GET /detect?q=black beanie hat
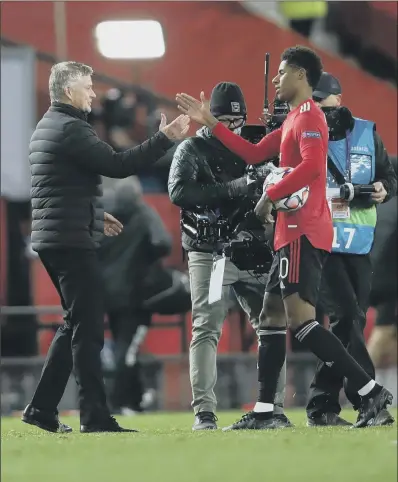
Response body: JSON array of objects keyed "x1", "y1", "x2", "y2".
[{"x1": 210, "y1": 82, "x2": 247, "y2": 117}]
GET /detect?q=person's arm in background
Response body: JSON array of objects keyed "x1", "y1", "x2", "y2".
[
  {"x1": 266, "y1": 112, "x2": 328, "y2": 201},
  {"x1": 63, "y1": 115, "x2": 188, "y2": 179},
  {"x1": 373, "y1": 129, "x2": 397, "y2": 203},
  {"x1": 211, "y1": 123, "x2": 282, "y2": 164},
  {"x1": 168, "y1": 140, "x2": 250, "y2": 208}
]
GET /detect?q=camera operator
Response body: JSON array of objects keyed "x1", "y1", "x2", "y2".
[
  {"x1": 306, "y1": 72, "x2": 397, "y2": 427},
  {"x1": 168, "y1": 82, "x2": 290, "y2": 431}
]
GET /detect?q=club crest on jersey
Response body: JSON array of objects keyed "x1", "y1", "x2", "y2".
[
  {"x1": 231, "y1": 102, "x2": 241, "y2": 113},
  {"x1": 302, "y1": 131, "x2": 321, "y2": 138}
]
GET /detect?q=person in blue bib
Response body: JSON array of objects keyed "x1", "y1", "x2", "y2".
[{"x1": 306, "y1": 72, "x2": 397, "y2": 426}]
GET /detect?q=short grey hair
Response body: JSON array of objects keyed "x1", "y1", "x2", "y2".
[{"x1": 49, "y1": 61, "x2": 93, "y2": 103}]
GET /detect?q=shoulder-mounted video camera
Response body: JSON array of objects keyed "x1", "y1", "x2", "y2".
[
  {"x1": 239, "y1": 53, "x2": 288, "y2": 158},
  {"x1": 263, "y1": 53, "x2": 289, "y2": 132},
  {"x1": 240, "y1": 97, "x2": 288, "y2": 143},
  {"x1": 266, "y1": 99, "x2": 289, "y2": 132}
]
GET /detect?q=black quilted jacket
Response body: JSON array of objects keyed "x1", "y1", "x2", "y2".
[
  {"x1": 29, "y1": 102, "x2": 173, "y2": 251},
  {"x1": 168, "y1": 127, "x2": 262, "y2": 252}
]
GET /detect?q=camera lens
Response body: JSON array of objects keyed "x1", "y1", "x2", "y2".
[
  {"x1": 339, "y1": 185, "x2": 348, "y2": 200},
  {"x1": 340, "y1": 183, "x2": 355, "y2": 201}
]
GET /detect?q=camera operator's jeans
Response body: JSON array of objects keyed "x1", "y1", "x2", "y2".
[{"x1": 187, "y1": 251, "x2": 286, "y2": 415}]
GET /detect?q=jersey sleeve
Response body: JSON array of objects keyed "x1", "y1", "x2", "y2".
[
  {"x1": 212, "y1": 122, "x2": 282, "y2": 164},
  {"x1": 266, "y1": 111, "x2": 327, "y2": 201}
]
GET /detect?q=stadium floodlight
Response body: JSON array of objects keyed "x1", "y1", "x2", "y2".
[{"x1": 95, "y1": 20, "x2": 165, "y2": 59}]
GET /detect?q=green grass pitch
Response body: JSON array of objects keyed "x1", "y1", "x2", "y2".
[{"x1": 2, "y1": 409, "x2": 397, "y2": 482}]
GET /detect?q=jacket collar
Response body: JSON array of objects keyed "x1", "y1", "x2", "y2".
[
  {"x1": 50, "y1": 102, "x2": 88, "y2": 121},
  {"x1": 196, "y1": 126, "x2": 242, "y2": 155}
]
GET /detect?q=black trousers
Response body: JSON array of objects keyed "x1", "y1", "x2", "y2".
[
  {"x1": 31, "y1": 249, "x2": 109, "y2": 425},
  {"x1": 307, "y1": 253, "x2": 375, "y2": 416},
  {"x1": 108, "y1": 308, "x2": 151, "y2": 411}
]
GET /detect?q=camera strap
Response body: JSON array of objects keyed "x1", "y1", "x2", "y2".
[
  {"x1": 327, "y1": 130, "x2": 352, "y2": 185},
  {"x1": 327, "y1": 155, "x2": 346, "y2": 185}
]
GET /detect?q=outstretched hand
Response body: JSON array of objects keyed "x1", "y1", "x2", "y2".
[
  {"x1": 104, "y1": 212, "x2": 123, "y2": 236},
  {"x1": 159, "y1": 113, "x2": 190, "y2": 140},
  {"x1": 176, "y1": 92, "x2": 218, "y2": 129}
]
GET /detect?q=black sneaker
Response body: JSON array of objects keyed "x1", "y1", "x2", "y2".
[
  {"x1": 353, "y1": 387, "x2": 393, "y2": 428},
  {"x1": 356, "y1": 407, "x2": 395, "y2": 428},
  {"x1": 373, "y1": 409, "x2": 395, "y2": 426},
  {"x1": 192, "y1": 412, "x2": 218, "y2": 431},
  {"x1": 307, "y1": 412, "x2": 352, "y2": 427},
  {"x1": 222, "y1": 411, "x2": 277, "y2": 431},
  {"x1": 273, "y1": 413, "x2": 294, "y2": 428},
  {"x1": 21, "y1": 404, "x2": 72, "y2": 433},
  {"x1": 80, "y1": 416, "x2": 138, "y2": 433}
]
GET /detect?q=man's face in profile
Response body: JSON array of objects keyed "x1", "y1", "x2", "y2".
[{"x1": 65, "y1": 75, "x2": 96, "y2": 113}]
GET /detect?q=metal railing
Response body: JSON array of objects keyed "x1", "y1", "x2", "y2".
[
  {"x1": 0, "y1": 305, "x2": 188, "y2": 352},
  {"x1": 0, "y1": 304, "x2": 317, "y2": 362}
]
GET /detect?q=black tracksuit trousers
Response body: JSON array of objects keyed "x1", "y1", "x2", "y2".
[
  {"x1": 31, "y1": 249, "x2": 109, "y2": 425},
  {"x1": 307, "y1": 253, "x2": 375, "y2": 416}
]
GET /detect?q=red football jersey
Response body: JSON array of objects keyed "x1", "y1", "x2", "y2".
[{"x1": 212, "y1": 99, "x2": 333, "y2": 252}]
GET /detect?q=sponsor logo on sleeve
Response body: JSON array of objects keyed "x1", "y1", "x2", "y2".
[{"x1": 302, "y1": 131, "x2": 321, "y2": 138}]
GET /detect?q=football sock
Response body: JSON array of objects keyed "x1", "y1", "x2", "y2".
[
  {"x1": 255, "y1": 327, "x2": 287, "y2": 417},
  {"x1": 294, "y1": 320, "x2": 374, "y2": 393},
  {"x1": 273, "y1": 360, "x2": 287, "y2": 416}
]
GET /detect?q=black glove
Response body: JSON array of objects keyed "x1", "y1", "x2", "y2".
[{"x1": 227, "y1": 176, "x2": 253, "y2": 198}]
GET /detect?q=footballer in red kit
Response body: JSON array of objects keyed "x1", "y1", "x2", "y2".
[
  {"x1": 176, "y1": 46, "x2": 393, "y2": 431},
  {"x1": 210, "y1": 97, "x2": 333, "y2": 308},
  {"x1": 212, "y1": 98, "x2": 333, "y2": 253}
]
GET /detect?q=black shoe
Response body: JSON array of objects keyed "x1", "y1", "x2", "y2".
[
  {"x1": 80, "y1": 416, "x2": 138, "y2": 433},
  {"x1": 307, "y1": 412, "x2": 352, "y2": 427},
  {"x1": 273, "y1": 413, "x2": 294, "y2": 428},
  {"x1": 192, "y1": 412, "x2": 218, "y2": 431},
  {"x1": 21, "y1": 404, "x2": 72, "y2": 433},
  {"x1": 222, "y1": 411, "x2": 277, "y2": 431},
  {"x1": 353, "y1": 387, "x2": 393, "y2": 428},
  {"x1": 356, "y1": 406, "x2": 395, "y2": 428},
  {"x1": 372, "y1": 409, "x2": 395, "y2": 426}
]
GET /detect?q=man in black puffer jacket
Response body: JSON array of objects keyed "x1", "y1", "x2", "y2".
[
  {"x1": 22, "y1": 61, "x2": 189, "y2": 434},
  {"x1": 168, "y1": 82, "x2": 290, "y2": 431}
]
